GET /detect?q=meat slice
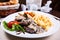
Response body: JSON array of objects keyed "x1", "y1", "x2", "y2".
[
  {"x1": 24, "y1": 26, "x2": 36, "y2": 34},
  {"x1": 36, "y1": 27, "x2": 45, "y2": 34},
  {"x1": 15, "y1": 15, "x2": 26, "y2": 22},
  {"x1": 20, "y1": 19, "x2": 29, "y2": 26}
]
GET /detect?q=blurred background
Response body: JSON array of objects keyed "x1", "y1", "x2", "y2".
[
  {"x1": 19, "y1": 0, "x2": 60, "y2": 11},
  {"x1": 0, "y1": 0, "x2": 60, "y2": 17}
]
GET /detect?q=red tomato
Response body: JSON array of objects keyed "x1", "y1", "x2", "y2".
[
  {"x1": 8, "y1": 21, "x2": 14, "y2": 28},
  {"x1": 7, "y1": 21, "x2": 19, "y2": 28},
  {"x1": 13, "y1": 21, "x2": 19, "y2": 25}
]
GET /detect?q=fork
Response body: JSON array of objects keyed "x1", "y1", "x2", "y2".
[{"x1": 53, "y1": 16, "x2": 60, "y2": 21}]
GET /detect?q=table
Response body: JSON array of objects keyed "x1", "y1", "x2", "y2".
[
  {"x1": 50, "y1": 10, "x2": 60, "y2": 18},
  {"x1": 0, "y1": 24, "x2": 60, "y2": 40},
  {"x1": 0, "y1": 11, "x2": 60, "y2": 40}
]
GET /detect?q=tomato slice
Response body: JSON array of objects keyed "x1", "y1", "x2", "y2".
[
  {"x1": 13, "y1": 21, "x2": 19, "y2": 25},
  {"x1": 7, "y1": 21, "x2": 19, "y2": 28}
]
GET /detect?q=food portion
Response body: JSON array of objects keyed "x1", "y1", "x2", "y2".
[
  {"x1": 0, "y1": 10, "x2": 17, "y2": 17},
  {"x1": 0, "y1": 0, "x2": 19, "y2": 17},
  {"x1": 0, "y1": 0, "x2": 18, "y2": 6},
  {"x1": 3, "y1": 12, "x2": 53, "y2": 34}
]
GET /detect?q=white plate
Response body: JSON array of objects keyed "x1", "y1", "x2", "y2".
[{"x1": 1, "y1": 11, "x2": 60, "y2": 38}]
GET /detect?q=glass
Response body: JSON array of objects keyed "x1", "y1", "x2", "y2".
[{"x1": 26, "y1": 0, "x2": 42, "y2": 10}]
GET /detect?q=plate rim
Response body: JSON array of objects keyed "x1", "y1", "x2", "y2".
[{"x1": 1, "y1": 11, "x2": 60, "y2": 38}]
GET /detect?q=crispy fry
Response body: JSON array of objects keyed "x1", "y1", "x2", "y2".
[{"x1": 27, "y1": 12, "x2": 53, "y2": 31}]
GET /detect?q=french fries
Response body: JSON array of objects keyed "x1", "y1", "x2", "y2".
[{"x1": 25, "y1": 12, "x2": 53, "y2": 31}]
